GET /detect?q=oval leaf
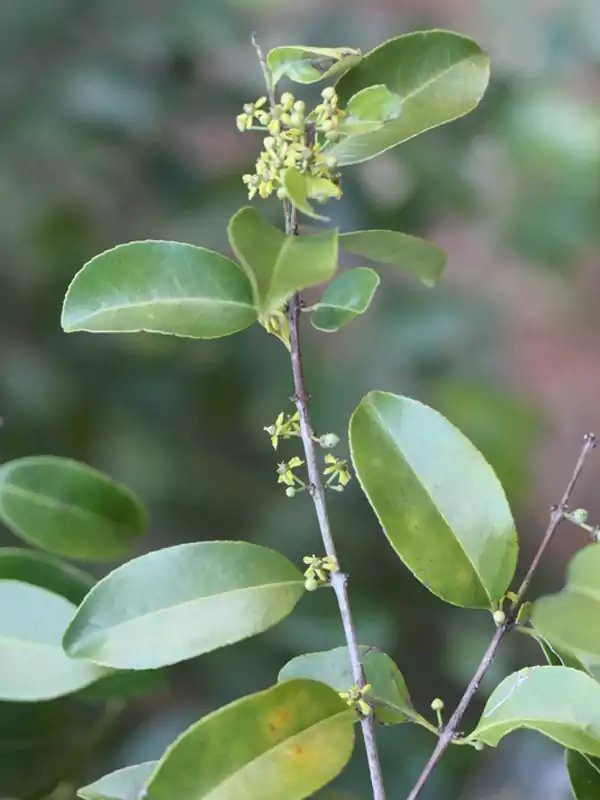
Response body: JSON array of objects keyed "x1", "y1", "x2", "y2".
[
  {"x1": 312, "y1": 268, "x2": 379, "y2": 332},
  {"x1": 340, "y1": 85, "x2": 404, "y2": 135},
  {"x1": 278, "y1": 646, "x2": 414, "y2": 725},
  {"x1": 469, "y1": 666, "x2": 600, "y2": 755},
  {"x1": 0, "y1": 456, "x2": 147, "y2": 562},
  {"x1": 62, "y1": 241, "x2": 257, "y2": 339},
  {"x1": 532, "y1": 545, "x2": 600, "y2": 668},
  {"x1": 349, "y1": 392, "x2": 517, "y2": 608},
  {"x1": 78, "y1": 762, "x2": 158, "y2": 800},
  {"x1": 282, "y1": 169, "x2": 342, "y2": 221},
  {"x1": 340, "y1": 230, "x2": 446, "y2": 287},
  {"x1": 63, "y1": 541, "x2": 305, "y2": 669},
  {"x1": 0, "y1": 547, "x2": 94, "y2": 604},
  {"x1": 267, "y1": 46, "x2": 361, "y2": 86},
  {"x1": 332, "y1": 30, "x2": 490, "y2": 165},
  {"x1": 145, "y1": 679, "x2": 354, "y2": 800},
  {"x1": 566, "y1": 750, "x2": 600, "y2": 800},
  {"x1": 0, "y1": 580, "x2": 108, "y2": 701},
  {"x1": 228, "y1": 207, "x2": 338, "y2": 317}
]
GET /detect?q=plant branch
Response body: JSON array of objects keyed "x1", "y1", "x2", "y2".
[{"x1": 406, "y1": 432, "x2": 596, "y2": 800}]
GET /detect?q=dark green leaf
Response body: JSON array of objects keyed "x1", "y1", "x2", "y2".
[
  {"x1": 78, "y1": 762, "x2": 158, "y2": 800},
  {"x1": 0, "y1": 580, "x2": 108, "y2": 701},
  {"x1": 340, "y1": 85, "x2": 403, "y2": 135},
  {"x1": 144, "y1": 679, "x2": 354, "y2": 800},
  {"x1": 340, "y1": 230, "x2": 446, "y2": 287},
  {"x1": 0, "y1": 456, "x2": 147, "y2": 561},
  {"x1": 267, "y1": 46, "x2": 361, "y2": 86},
  {"x1": 0, "y1": 547, "x2": 94, "y2": 604},
  {"x1": 311, "y1": 268, "x2": 379, "y2": 332},
  {"x1": 62, "y1": 241, "x2": 257, "y2": 339},
  {"x1": 76, "y1": 668, "x2": 167, "y2": 703},
  {"x1": 468, "y1": 666, "x2": 600, "y2": 755},
  {"x1": 282, "y1": 169, "x2": 341, "y2": 221},
  {"x1": 278, "y1": 646, "x2": 414, "y2": 725},
  {"x1": 566, "y1": 749, "x2": 600, "y2": 800},
  {"x1": 332, "y1": 31, "x2": 490, "y2": 165},
  {"x1": 63, "y1": 542, "x2": 305, "y2": 670},
  {"x1": 349, "y1": 392, "x2": 518, "y2": 608},
  {"x1": 227, "y1": 207, "x2": 338, "y2": 317}
]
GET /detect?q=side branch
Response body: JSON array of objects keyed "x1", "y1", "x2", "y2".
[{"x1": 406, "y1": 432, "x2": 596, "y2": 800}]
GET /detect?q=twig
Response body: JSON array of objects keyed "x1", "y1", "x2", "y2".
[
  {"x1": 406, "y1": 432, "x2": 596, "y2": 800},
  {"x1": 251, "y1": 33, "x2": 276, "y2": 108}
]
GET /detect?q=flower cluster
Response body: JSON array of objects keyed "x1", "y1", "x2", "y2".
[
  {"x1": 264, "y1": 410, "x2": 301, "y2": 450},
  {"x1": 237, "y1": 89, "x2": 345, "y2": 200},
  {"x1": 276, "y1": 456, "x2": 306, "y2": 497},
  {"x1": 302, "y1": 554, "x2": 339, "y2": 591},
  {"x1": 339, "y1": 684, "x2": 373, "y2": 717},
  {"x1": 323, "y1": 454, "x2": 352, "y2": 491}
]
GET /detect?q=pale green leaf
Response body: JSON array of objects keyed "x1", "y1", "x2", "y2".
[
  {"x1": 349, "y1": 392, "x2": 517, "y2": 608},
  {"x1": 227, "y1": 206, "x2": 338, "y2": 317},
  {"x1": 144, "y1": 680, "x2": 355, "y2": 800},
  {"x1": 468, "y1": 666, "x2": 600, "y2": 755},
  {"x1": 267, "y1": 46, "x2": 361, "y2": 86},
  {"x1": 332, "y1": 30, "x2": 490, "y2": 165},
  {"x1": 282, "y1": 169, "x2": 341, "y2": 221},
  {"x1": 311, "y1": 268, "x2": 379, "y2": 332},
  {"x1": 340, "y1": 85, "x2": 403, "y2": 135},
  {"x1": 0, "y1": 547, "x2": 94, "y2": 604},
  {"x1": 62, "y1": 241, "x2": 257, "y2": 338},
  {"x1": 0, "y1": 580, "x2": 108, "y2": 701},
  {"x1": 566, "y1": 749, "x2": 600, "y2": 800},
  {"x1": 340, "y1": 230, "x2": 446, "y2": 287},
  {"x1": 78, "y1": 762, "x2": 158, "y2": 800},
  {"x1": 278, "y1": 646, "x2": 414, "y2": 725},
  {"x1": 0, "y1": 457, "x2": 147, "y2": 562},
  {"x1": 63, "y1": 542, "x2": 305, "y2": 670}
]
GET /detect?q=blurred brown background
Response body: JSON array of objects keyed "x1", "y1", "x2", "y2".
[{"x1": 1, "y1": 1, "x2": 599, "y2": 798}]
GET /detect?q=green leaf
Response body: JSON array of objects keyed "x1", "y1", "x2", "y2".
[
  {"x1": 349, "y1": 392, "x2": 517, "y2": 608},
  {"x1": 267, "y1": 46, "x2": 361, "y2": 86},
  {"x1": 468, "y1": 666, "x2": 600, "y2": 755},
  {"x1": 0, "y1": 580, "x2": 108, "y2": 701},
  {"x1": 227, "y1": 206, "x2": 338, "y2": 317},
  {"x1": 78, "y1": 762, "x2": 158, "y2": 800},
  {"x1": 0, "y1": 547, "x2": 94, "y2": 604},
  {"x1": 311, "y1": 268, "x2": 379, "y2": 332},
  {"x1": 62, "y1": 241, "x2": 257, "y2": 339},
  {"x1": 339, "y1": 230, "x2": 446, "y2": 287},
  {"x1": 536, "y1": 636, "x2": 592, "y2": 675},
  {"x1": 332, "y1": 30, "x2": 490, "y2": 165},
  {"x1": 566, "y1": 749, "x2": 600, "y2": 800},
  {"x1": 340, "y1": 85, "x2": 404, "y2": 135},
  {"x1": 278, "y1": 646, "x2": 414, "y2": 725},
  {"x1": 282, "y1": 169, "x2": 341, "y2": 221},
  {"x1": 144, "y1": 679, "x2": 354, "y2": 800},
  {"x1": 63, "y1": 542, "x2": 305, "y2": 670},
  {"x1": 0, "y1": 456, "x2": 147, "y2": 562},
  {"x1": 76, "y1": 667, "x2": 167, "y2": 704},
  {"x1": 532, "y1": 545, "x2": 600, "y2": 673}
]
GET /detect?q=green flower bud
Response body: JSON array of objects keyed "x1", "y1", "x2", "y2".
[
  {"x1": 321, "y1": 119, "x2": 334, "y2": 132},
  {"x1": 321, "y1": 86, "x2": 336, "y2": 101},
  {"x1": 276, "y1": 186, "x2": 288, "y2": 200},
  {"x1": 285, "y1": 486, "x2": 296, "y2": 498},
  {"x1": 280, "y1": 92, "x2": 295, "y2": 110},
  {"x1": 293, "y1": 100, "x2": 306, "y2": 113},
  {"x1": 290, "y1": 112, "x2": 305, "y2": 129},
  {"x1": 319, "y1": 433, "x2": 340, "y2": 448},
  {"x1": 493, "y1": 610, "x2": 506, "y2": 626},
  {"x1": 571, "y1": 508, "x2": 589, "y2": 524},
  {"x1": 430, "y1": 698, "x2": 444, "y2": 712},
  {"x1": 325, "y1": 130, "x2": 340, "y2": 142},
  {"x1": 305, "y1": 576, "x2": 319, "y2": 591},
  {"x1": 473, "y1": 741, "x2": 485, "y2": 752},
  {"x1": 325, "y1": 156, "x2": 338, "y2": 170}
]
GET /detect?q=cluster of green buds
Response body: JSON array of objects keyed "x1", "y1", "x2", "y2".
[
  {"x1": 277, "y1": 456, "x2": 306, "y2": 497},
  {"x1": 339, "y1": 684, "x2": 373, "y2": 717},
  {"x1": 323, "y1": 453, "x2": 352, "y2": 491},
  {"x1": 302, "y1": 554, "x2": 339, "y2": 591},
  {"x1": 237, "y1": 88, "x2": 344, "y2": 201},
  {"x1": 264, "y1": 410, "x2": 301, "y2": 450}
]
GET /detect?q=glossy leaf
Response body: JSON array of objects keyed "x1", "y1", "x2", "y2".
[
  {"x1": 62, "y1": 241, "x2": 257, "y2": 338},
  {"x1": 228, "y1": 206, "x2": 338, "y2": 317},
  {"x1": 566, "y1": 749, "x2": 600, "y2": 800},
  {"x1": 282, "y1": 169, "x2": 341, "y2": 221},
  {"x1": 267, "y1": 46, "x2": 361, "y2": 86},
  {"x1": 0, "y1": 580, "x2": 108, "y2": 701},
  {"x1": 0, "y1": 547, "x2": 94, "y2": 604},
  {"x1": 468, "y1": 666, "x2": 600, "y2": 755},
  {"x1": 63, "y1": 541, "x2": 305, "y2": 669},
  {"x1": 532, "y1": 545, "x2": 600, "y2": 668},
  {"x1": 537, "y1": 636, "x2": 592, "y2": 674},
  {"x1": 278, "y1": 646, "x2": 414, "y2": 725},
  {"x1": 144, "y1": 679, "x2": 355, "y2": 800},
  {"x1": 78, "y1": 762, "x2": 158, "y2": 800},
  {"x1": 311, "y1": 268, "x2": 379, "y2": 332},
  {"x1": 340, "y1": 230, "x2": 446, "y2": 287},
  {"x1": 0, "y1": 456, "x2": 147, "y2": 561},
  {"x1": 340, "y1": 85, "x2": 403, "y2": 135},
  {"x1": 332, "y1": 30, "x2": 490, "y2": 165},
  {"x1": 349, "y1": 392, "x2": 518, "y2": 608}
]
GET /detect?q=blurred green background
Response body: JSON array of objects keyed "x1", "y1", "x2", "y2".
[{"x1": 1, "y1": 1, "x2": 599, "y2": 798}]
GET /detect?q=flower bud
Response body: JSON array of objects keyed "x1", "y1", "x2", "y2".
[
  {"x1": 430, "y1": 698, "x2": 444, "y2": 711},
  {"x1": 571, "y1": 508, "x2": 589, "y2": 524},
  {"x1": 305, "y1": 576, "x2": 318, "y2": 591},
  {"x1": 321, "y1": 86, "x2": 336, "y2": 101},
  {"x1": 493, "y1": 610, "x2": 506, "y2": 626},
  {"x1": 285, "y1": 486, "x2": 296, "y2": 498},
  {"x1": 319, "y1": 433, "x2": 340, "y2": 448}
]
